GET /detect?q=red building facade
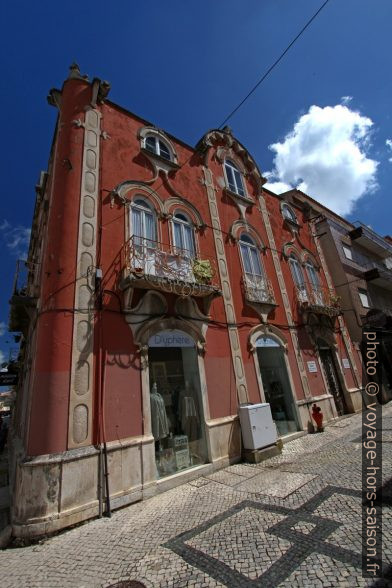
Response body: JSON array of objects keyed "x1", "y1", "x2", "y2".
[{"x1": 10, "y1": 66, "x2": 362, "y2": 537}]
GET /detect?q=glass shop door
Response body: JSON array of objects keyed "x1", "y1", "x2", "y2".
[{"x1": 256, "y1": 337, "x2": 300, "y2": 436}]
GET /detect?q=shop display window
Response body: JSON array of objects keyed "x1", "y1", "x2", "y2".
[{"x1": 148, "y1": 340, "x2": 208, "y2": 478}]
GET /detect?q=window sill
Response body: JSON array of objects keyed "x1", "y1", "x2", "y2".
[
  {"x1": 283, "y1": 218, "x2": 300, "y2": 229},
  {"x1": 141, "y1": 147, "x2": 180, "y2": 170},
  {"x1": 224, "y1": 187, "x2": 254, "y2": 206}
]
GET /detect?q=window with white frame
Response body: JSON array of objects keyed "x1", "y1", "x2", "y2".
[
  {"x1": 171, "y1": 212, "x2": 195, "y2": 257},
  {"x1": 282, "y1": 203, "x2": 297, "y2": 224},
  {"x1": 289, "y1": 254, "x2": 307, "y2": 301},
  {"x1": 358, "y1": 288, "x2": 370, "y2": 308},
  {"x1": 342, "y1": 244, "x2": 353, "y2": 260},
  {"x1": 239, "y1": 234, "x2": 263, "y2": 281},
  {"x1": 224, "y1": 159, "x2": 246, "y2": 197},
  {"x1": 239, "y1": 234, "x2": 272, "y2": 304},
  {"x1": 305, "y1": 261, "x2": 320, "y2": 290},
  {"x1": 305, "y1": 260, "x2": 323, "y2": 304},
  {"x1": 144, "y1": 135, "x2": 172, "y2": 161},
  {"x1": 131, "y1": 198, "x2": 157, "y2": 247}
]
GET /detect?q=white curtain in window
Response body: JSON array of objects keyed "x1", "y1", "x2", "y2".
[
  {"x1": 249, "y1": 247, "x2": 262, "y2": 276},
  {"x1": 132, "y1": 208, "x2": 142, "y2": 246},
  {"x1": 144, "y1": 211, "x2": 155, "y2": 244},
  {"x1": 183, "y1": 224, "x2": 195, "y2": 256},
  {"x1": 240, "y1": 243, "x2": 253, "y2": 274}
]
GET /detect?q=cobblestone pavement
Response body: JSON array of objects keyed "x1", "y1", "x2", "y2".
[{"x1": 1, "y1": 407, "x2": 392, "y2": 587}]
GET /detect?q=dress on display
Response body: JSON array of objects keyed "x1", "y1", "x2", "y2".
[
  {"x1": 150, "y1": 388, "x2": 169, "y2": 440},
  {"x1": 179, "y1": 387, "x2": 199, "y2": 441}
]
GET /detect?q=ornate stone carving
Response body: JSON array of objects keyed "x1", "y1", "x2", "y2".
[
  {"x1": 196, "y1": 128, "x2": 267, "y2": 192},
  {"x1": 68, "y1": 106, "x2": 101, "y2": 449}
]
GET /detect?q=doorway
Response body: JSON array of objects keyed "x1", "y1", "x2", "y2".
[
  {"x1": 256, "y1": 337, "x2": 300, "y2": 436},
  {"x1": 318, "y1": 344, "x2": 347, "y2": 416},
  {"x1": 148, "y1": 329, "x2": 208, "y2": 478}
]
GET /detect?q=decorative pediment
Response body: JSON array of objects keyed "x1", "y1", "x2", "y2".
[
  {"x1": 196, "y1": 128, "x2": 267, "y2": 193},
  {"x1": 110, "y1": 181, "x2": 164, "y2": 212},
  {"x1": 229, "y1": 220, "x2": 265, "y2": 250}
]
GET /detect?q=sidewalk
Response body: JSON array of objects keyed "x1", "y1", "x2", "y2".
[{"x1": 0, "y1": 407, "x2": 391, "y2": 587}]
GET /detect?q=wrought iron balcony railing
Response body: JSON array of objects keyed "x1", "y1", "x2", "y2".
[
  {"x1": 349, "y1": 222, "x2": 392, "y2": 259},
  {"x1": 242, "y1": 274, "x2": 275, "y2": 305},
  {"x1": 9, "y1": 259, "x2": 38, "y2": 333},
  {"x1": 121, "y1": 236, "x2": 220, "y2": 297},
  {"x1": 295, "y1": 285, "x2": 341, "y2": 317}
]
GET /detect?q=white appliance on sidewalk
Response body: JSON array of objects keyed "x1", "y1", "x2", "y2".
[{"x1": 239, "y1": 403, "x2": 277, "y2": 450}]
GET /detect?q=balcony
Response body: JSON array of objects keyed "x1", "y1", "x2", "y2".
[
  {"x1": 9, "y1": 260, "x2": 38, "y2": 333},
  {"x1": 242, "y1": 274, "x2": 275, "y2": 304},
  {"x1": 364, "y1": 261, "x2": 392, "y2": 291},
  {"x1": 295, "y1": 285, "x2": 341, "y2": 319},
  {"x1": 120, "y1": 236, "x2": 221, "y2": 298},
  {"x1": 348, "y1": 222, "x2": 392, "y2": 259},
  {"x1": 242, "y1": 274, "x2": 277, "y2": 321}
]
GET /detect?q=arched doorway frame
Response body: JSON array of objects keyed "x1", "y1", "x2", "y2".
[
  {"x1": 135, "y1": 316, "x2": 212, "y2": 461},
  {"x1": 316, "y1": 336, "x2": 350, "y2": 416},
  {"x1": 249, "y1": 325, "x2": 303, "y2": 431},
  {"x1": 305, "y1": 316, "x2": 352, "y2": 415}
]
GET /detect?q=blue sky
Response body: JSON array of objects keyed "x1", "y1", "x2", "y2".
[{"x1": 0, "y1": 0, "x2": 391, "y2": 370}]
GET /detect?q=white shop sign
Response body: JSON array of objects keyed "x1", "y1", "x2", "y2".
[
  {"x1": 148, "y1": 330, "x2": 195, "y2": 348},
  {"x1": 307, "y1": 361, "x2": 318, "y2": 373},
  {"x1": 342, "y1": 358, "x2": 350, "y2": 369},
  {"x1": 256, "y1": 337, "x2": 280, "y2": 348}
]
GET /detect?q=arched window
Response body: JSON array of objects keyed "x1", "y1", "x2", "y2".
[
  {"x1": 282, "y1": 203, "x2": 297, "y2": 224},
  {"x1": 239, "y1": 235, "x2": 272, "y2": 305},
  {"x1": 225, "y1": 159, "x2": 245, "y2": 197},
  {"x1": 131, "y1": 198, "x2": 157, "y2": 247},
  {"x1": 289, "y1": 254, "x2": 307, "y2": 301},
  {"x1": 145, "y1": 135, "x2": 172, "y2": 161},
  {"x1": 305, "y1": 261, "x2": 320, "y2": 290},
  {"x1": 171, "y1": 212, "x2": 195, "y2": 257},
  {"x1": 305, "y1": 260, "x2": 323, "y2": 304}
]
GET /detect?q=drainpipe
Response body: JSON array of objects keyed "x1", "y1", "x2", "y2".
[{"x1": 101, "y1": 348, "x2": 111, "y2": 517}]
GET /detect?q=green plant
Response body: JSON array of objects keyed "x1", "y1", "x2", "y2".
[
  {"x1": 330, "y1": 294, "x2": 341, "y2": 307},
  {"x1": 192, "y1": 259, "x2": 213, "y2": 284}
]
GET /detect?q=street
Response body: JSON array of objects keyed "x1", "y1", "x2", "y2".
[{"x1": 1, "y1": 407, "x2": 391, "y2": 587}]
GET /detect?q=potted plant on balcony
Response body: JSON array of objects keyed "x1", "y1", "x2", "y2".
[
  {"x1": 330, "y1": 294, "x2": 341, "y2": 308},
  {"x1": 192, "y1": 259, "x2": 213, "y2": 284}
]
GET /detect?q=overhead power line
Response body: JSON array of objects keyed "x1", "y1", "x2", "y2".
[{"x1": 218, "y1": 0, "x2": 332, "y2": 129}]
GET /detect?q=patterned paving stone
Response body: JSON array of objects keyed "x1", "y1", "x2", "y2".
[
  {"x1": 188, "y1": 478, "x2": 212, "y2": 488},
  {"x1": 235, "y1": 471, "x2": 316, "y2": 497},
  {"x1": 224, "y1": 464, "x2": 261, "y2": 478},
  {"x1": 185, "y1": 507, "x2": 291, "y2": 580},
  {"x1": 0, "y1": 405, "x2": 391, "y2": 587},
  {"x1": 277, "y1": 552, "x2": 372, "y2": 587},
  {"x1": 206, "y1": 470, "x2": 245, "y2": 487},
  {"x1": 290, "y1": 520, "x2": 316, "y2": 535}
]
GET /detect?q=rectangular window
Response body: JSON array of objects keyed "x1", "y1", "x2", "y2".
[
  {"x1": 342, "y1": 244, "x2": 352, "y2": 260},
  {"x1": 358, "y1": 289, "x2": 370, "y2": 308}
]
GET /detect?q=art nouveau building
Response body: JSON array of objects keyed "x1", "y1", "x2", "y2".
[{"x1": 9, "y1": 66, "x2": 362, "y2": 537}]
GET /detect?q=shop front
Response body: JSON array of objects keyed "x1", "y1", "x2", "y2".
[
  {"x1": 255, "y1": 336, "x2": 300, "y2": 436},
  {"x1": 148, "y1": 329, "x2": 208, "y2": 478}
]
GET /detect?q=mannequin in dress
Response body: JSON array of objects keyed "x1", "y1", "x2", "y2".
[
  {"x1": 179, "y1": 379, "x2": 199, "y2": 441},
  {"x1": 150, "y1": 382, "x2": 169, "y2": 448}
]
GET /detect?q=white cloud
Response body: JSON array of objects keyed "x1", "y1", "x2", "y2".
[
  {"x1": 0, "y1": 323, "x2": 6, "y2": 337},
  {"x1": 0, "y1": 351, "x2": 6, "y2": 369},
  {"x1": 264, "y1": 103, "x2": 379, "y2": 216},
  {"x1": 0, "y1": 220, "x2": 31, "y2": 258},
  {"x1": 341, "y1": 96, "x2": 353, "y2": 105},
  {"x1": 386, "y1": 139, "x2": 392, "y2": 162}
]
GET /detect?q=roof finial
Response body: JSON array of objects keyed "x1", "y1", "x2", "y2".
[{"x1": 68, "y1": 63, "x2": 89, "y2": 81}]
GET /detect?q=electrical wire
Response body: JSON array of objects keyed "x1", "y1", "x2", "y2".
[
  {"x1": 218, "y1": 0, "x2": 332, "y2": 128},
  {"x1": 103, "y1": 1, "x2": 331, "y2": 219}
]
